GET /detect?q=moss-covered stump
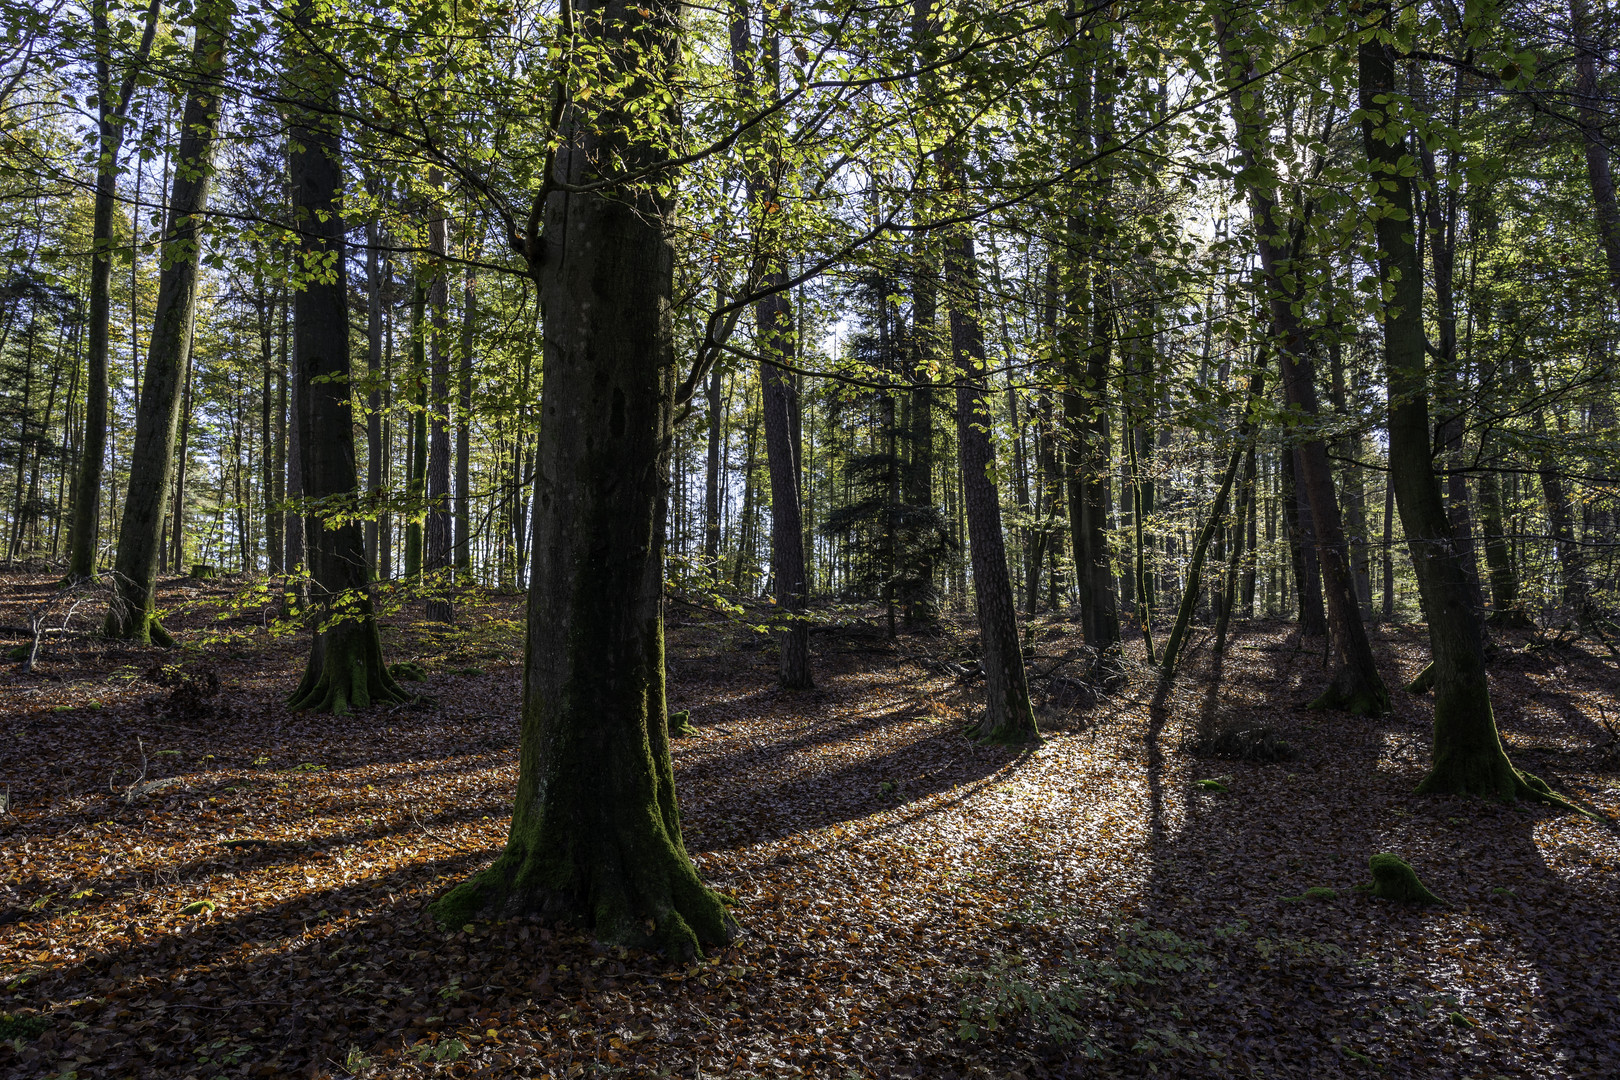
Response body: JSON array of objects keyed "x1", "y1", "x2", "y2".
[
  {"x1": 189, "y1": 563, "x2": 216, "y2": 580},
  {"x1": 1406, "y1": 661, "x2": 1435, "y2": 694},
  {"x1": 1365, "y1": 853, "x2": 1445, "y2": 906},
  {"x1": 668, "y1": 710, "x2": 699, "y2": 738},
  {"x1": 388, "y1": 660, "x2": 429, "y2": 682}
]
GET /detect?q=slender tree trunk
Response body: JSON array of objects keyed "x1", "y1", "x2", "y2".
[
  {"x1": 1359, "y1": 11, "x2": 1554, "y2": 803},
  {"x1": 1572, "y1": 0, "x2": 1620, "y2": 296},
  {"x1": 424, "y1": 186, "x2": 454, "y2": 621},
  {"x1": 431, "y1": 0, "x2": 734, "y2": 955},
  {"x1": 284, "y1": 0, "x2": 405, "y2": 714},
  {"x1": 365, "y1": 218, "x2": 385, "y2": 579},
  {"x1": 1217, "y1": 7, "x2": 1387, "y2": 713},
  {"x1": 69, "y1": 0, "x2": 162, "y2": 581},
  {"x1": 704, "y1": 368, "x2": 723, "y2": 567},
  {"x1": 946, "y1": 225, "x2": 1035, "y2": 742},
  {"x1": 1160, "y1": 373, "x2": 1263, "y2": 684},
  {"x1": 904, "y1": 238, "x2": 938, "y2": 626},
  {"x1": 404, "y1": 285, "x2": 427, "y2": 578},
  {"x1": 106, "y1": 0, "x2": 229, "y2": 642},
  {"x1": 455, "y1": 264, "x2": 475, "y2": 576}
]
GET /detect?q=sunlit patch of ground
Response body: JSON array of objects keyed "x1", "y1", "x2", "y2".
[{"x1": 0, "y1": 574, "x2": 1616, "y2": 1078}]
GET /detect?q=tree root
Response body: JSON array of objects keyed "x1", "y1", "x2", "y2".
[{"x1": 431, "y1": 843, "x2": 737, "y2": 960}]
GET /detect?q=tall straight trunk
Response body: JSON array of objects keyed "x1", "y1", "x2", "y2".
[
  {"x1": 733, "y1": 400, "x2": 758, "y2": 590},
  {"x1": 378, "y1": 266, "x2": 394, "y2": 579},
  {"x1": 758, "y1": 288, "x2": 812, "y2": 687},
  {"x1": 1381, "y1": 470, "x2": 1395, "y2": 620},
  {"x1": 704, "y1": 368, "x2": 723, "y2": 566},
  {"x1": 1217, "y1": 7, "x2": 1386, "y2": 713},
  {"x1": 1359, "y1": 11, "x2": 1552, "y2": 803},
  {"x1": 425, "y1": 187, "x2": 454, "y2": 621},
  {"x1": 106, "y1": 1, "x2": 229, "y2": 642},
  {"x1": 904, "y1": 237, "x2": 938, "y2": 625},
  {"x1": 455, "y1": 265, "x2": 474, "y2": 575},
  {"x1": 69, "y1": 0, "x2": 162, "y2": 580},
  {"x1": 732, "y1": 1, "x2": 810, "y2": 686},
  {"x1": 365, "y1": 218, "x2": 385, "y2": 579},
  {"x1": 284, "y1": 0, "x2": 405, "y2": 714},
  {"x1": 946, "y1": 224, "x2": 1035, "y2": 742},
  {"x1": 260, "y1": 286, "x2": 276, "y2": 574},
  {"x1": 431, "y1": 0, "x2": 734, "y2": 957},
  {"x1": 1062, "y1": 34, "x2": 1121, "y2": 668},
  {"x1": 1477, "y1": 465, "x2": 1523, "y2": 623},
  {"x1": 404, "y1": 285, "x2": 427, "y2": 578},
  {"x1": 1571, "y1": 0, "x2": 1620, "y2": 295},
  {"x1": 1281, "y1": 442, "x2": 1326, "y2": 634}
]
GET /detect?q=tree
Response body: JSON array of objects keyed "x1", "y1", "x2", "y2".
[
  {"x1": 431, "y1": 0, "x2": 735, "y2": 956},
  {"x1": 1357, "y1": 5, "x2": 1568, "y2": 806},
  {"x1": 106, "y1": 0, "x2": 231, "y2": 643},
  {"x1": 66, "y1": 0, "x2": 162, "y2": 581},
  {"x1": 283, "y1": 0, "x2": 407, "y2": 715}
]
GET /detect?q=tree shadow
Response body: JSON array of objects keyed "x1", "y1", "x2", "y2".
[{"x1": 1093, "y1": 621, "x2": 1620, "y2": 1077}]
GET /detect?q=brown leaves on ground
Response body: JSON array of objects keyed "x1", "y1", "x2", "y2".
[{"x1": 1, "y1": 572, "x2": 1618, "y2": 1079}]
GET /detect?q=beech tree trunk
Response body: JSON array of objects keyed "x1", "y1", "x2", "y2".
[
  {"x1": 425, "y1": 190, "x2": 454, "y2": 621},
  {"x1": 946, "y1": 226, "x2": 1036, "y2": 742},
  {"x1": 69, "y1": 0, "x2": 162, "y2": 581},
  {"x1": 1359, "y1": 12, "x2": 1547, "y2": 802},
  {"x1": 105, "y1": 0, "x2": 229, "y2": 643},
  {"x1": 431, "y1": 0, "x2": 734, "y2": 956},
  {"x1": 284, "y1": 0, "x2": 406, "y2": 714},
  {"x1": 1216, "y1": 6, "x2": 1387, "y2": 713}
]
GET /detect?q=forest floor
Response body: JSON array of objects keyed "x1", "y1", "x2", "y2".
[{"x1": 0, "y1": 570, "x2": 1618, "y2": 1080}]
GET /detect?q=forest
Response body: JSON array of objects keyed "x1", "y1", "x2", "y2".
[{"x1": 1, "y1": 0, "x2": 1619, "y2": 1075}]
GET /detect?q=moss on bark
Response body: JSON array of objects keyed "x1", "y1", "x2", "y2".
[{"x1": 288, "y1": 616, "x2": 408, "y2": 715}]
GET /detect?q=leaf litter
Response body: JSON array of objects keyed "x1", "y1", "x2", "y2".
[{"x1": 0, "y1": 572, "x2": 1617, "y2": 1078}]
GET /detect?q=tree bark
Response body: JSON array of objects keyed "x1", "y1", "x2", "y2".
[
  {"x1": 947, "y1": 225, "x2": 1036, "y2": 742},
  {"x1": 1216, "y1": 6, "x2": 1387, "y2": 713},
  {"x1": 431, "y1": 0, "x2": 735, "y2": 955},
  {"x1": 1359, "y1": 12, "x2": 1557, "y2": 804},
  {"x1": 284, "y1": 0, "x2": 406, "y2": 714},
  {"x1": 425, "y1": 185, "x2": 454, "y2": 621},
  {"x1": 105, "y1": 0, "x2": 229, "y2": 643},
  {"x1": 68, "y1": 0, "x2": 162, "y2": 581}
]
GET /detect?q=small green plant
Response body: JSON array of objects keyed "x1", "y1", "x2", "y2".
[
  {"x1": 343, "y1": 1044, "x2": 374, "y2": 1075},
  {"x1": 179, "y1": 899, "x2": 217, "y2": 916},
  {"x1": 455, "y1": 666, "x2": 485, "y2": 677},
  {"x1": 1196, "y1": 778, "x2": 1230, "y2": 792},
  {"x1": 195, "y1": 1037, "x2": 252, "y2": 1069},
  {"x1": 437, "y1": 976, "x2": 463, "y2": 1003},
  {"x1": 415, "y1": 1038, "x2": 466, "y2": 1063},
  {"x1": 0, "y1": 1013, "x2": 49, "y2": 1041},
  {"x1": 1449, "y1": 1011, "x2": 1476, "y2": 1028}
]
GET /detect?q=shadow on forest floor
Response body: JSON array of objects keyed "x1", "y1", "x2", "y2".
[{"x1": 0, "y1": 577, "x2": 1617, "y2": 1079}]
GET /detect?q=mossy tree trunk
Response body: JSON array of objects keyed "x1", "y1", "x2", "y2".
[
  {"x1": 283, "y1": 0, "x2": 406, "y2": 716},
  {"x1": 432, "y1": 0, "x2": 734, "y2": 956},
  {"x1": 1357, "y1": 10, "x2": 1545, "y2": 802},
  {"x1": 106, "y1": 0, "x2": 230, "y2": 644}
]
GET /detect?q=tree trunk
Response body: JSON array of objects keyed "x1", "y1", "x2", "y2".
[
  {"x1": 105, "y1": 0, "x2": 229, "y2": 643},
  {"x1": 1571, "y1": 0, "x2": 1620, "y2": 296},
  {"x1": 456, "y1": 265, "x2": 475, "y2": 575},
  {"x1": 68, "y1": 0, "x2": 162, "y2": 581},
  {"x1": 1359, "y1": 12, "x2": 1553, "y2": 803},
  {"x1": 284, "y1": 0, "x2": 406, "y2": 714},
  {"x1": 404, "y1": 285, "x2": 427, "y2": 579},
  {"x1": 946, "y1": 226, "x2": 1035, "y2": 742},
  {"x1": 365, "y1": 218, "x2": 385, "y2": 579},
  {"x1": 425, "y1": 188, "x2": 454, "y2": 621},
  {"x1": 703, "y1": 368, "x2": 723, "y2": 567},
  {"x1": 1217, "y1": 9, "x2": 1386, "y2": 713},
  {"x1": 903, "y1": 238, "x2": 939, "y2": 626},
  {"x1": 1161, "y1": 372, "x2": 1263, "y2": 684},
  {"x1": 431, "y1": 0, "x2": 734, "y2": 956}
]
